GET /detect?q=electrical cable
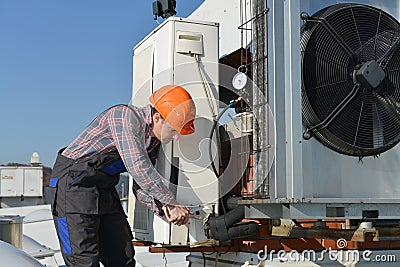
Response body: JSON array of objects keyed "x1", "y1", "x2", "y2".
[
  {"x1": 194, "y1": 54, "x2": 224, "y2": 185},
  {"x1": 201, "y1": 251, "x2": 206, "y2": 267},
  {"x1": 162, "y1": 247, "x2": 168, "y2": 267},
  {"x1": 203, "y1": 245, "x2": 232, "y2": 256},
  {"x1": 213, "y1": 245, "x2": 231, "y2": 255},
  {"x1": 194, "y1": 54, "x2": 217, "y2": 116}
]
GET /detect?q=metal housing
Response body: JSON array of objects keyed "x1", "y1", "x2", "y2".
[{"x1": 247, "y1": 0, "x2": 400, "y2": 220}]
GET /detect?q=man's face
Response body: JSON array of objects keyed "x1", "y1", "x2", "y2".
[{"x1": 152, "y1": 113, "x2": 180, "y2": 144}]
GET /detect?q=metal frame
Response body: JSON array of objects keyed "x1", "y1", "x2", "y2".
[{"x1": 245, "y1": 202, "x2": 400, "y2": 219}]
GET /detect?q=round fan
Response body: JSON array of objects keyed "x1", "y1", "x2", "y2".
[{"x1": 301, "y1": 3, "x2": 400, "y2": 157}]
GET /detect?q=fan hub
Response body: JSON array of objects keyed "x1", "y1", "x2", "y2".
[{"x1": 354, "y1": 60, "x2": 386, "y2": 92}]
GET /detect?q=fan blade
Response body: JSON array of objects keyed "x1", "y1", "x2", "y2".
[
  {"x1": 371, "y1": 101, "x2": 384, "y2": 148},
  {"x1": 354, "y1": 30, "x2": 400, "y2": 65},
  {"x1": 373, "y1": 94, "x2": 400, "y2": 130},
  {"x1": 378, "y1": 31, "x2": 400, "y2": 68},
  {"x1": 384, "y1": 95, "x2": 400, "y2": 117}
]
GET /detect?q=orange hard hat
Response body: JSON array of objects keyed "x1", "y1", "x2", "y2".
[{"x1": 149, "y1": 85, "x2": 196, "y2": 135}]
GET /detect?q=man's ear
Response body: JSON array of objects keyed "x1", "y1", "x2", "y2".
[{"x1": 153, "y1": 112, "x2": 161, "y2": 123}]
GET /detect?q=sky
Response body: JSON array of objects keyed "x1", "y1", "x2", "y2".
[{"x1": 0, "y1": 0, "x2": 204, "y2": 167}]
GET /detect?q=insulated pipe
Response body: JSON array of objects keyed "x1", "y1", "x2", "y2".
[
  {"x1": 208, "y1": 205, "x2": 259, "y2": 241},
  {"x1": 226, "y1": 222, "x2": 260, "y2": 240}
]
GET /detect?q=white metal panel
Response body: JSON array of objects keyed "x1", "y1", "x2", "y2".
[
  {"x1": 133, "y1": 19, "x2": 175, "y2": 103},
  {"x1": 0, "y1": 168, "x2": 23, "y2": 197},
  {"x1": 267, "y1": 0, "x2": 286, "y2": 201},
  {"x1": 152, "y1": 215, "x2": 170, "y2": 244},
  {"x1": 172, "y1": 20, "x2": 219, "y2": 207},
  {"x1": 23, "y1": 169, "x2": 43, "y2": 197},
  {"x1": 189, "y1": 0, "x2": 253, "y2": 56},
  {"x1": 281, "y1": 0, "x2": 304, "y2": 202},
  {"x1": 170, "y1": 223, "x2": 188, "y2": 245},
  {"x1": 303, "y1": 138, "x2": 400, "y2": 200},
  {"x1": 132, "y1": 44, "x2": 154, "y2": 107}
]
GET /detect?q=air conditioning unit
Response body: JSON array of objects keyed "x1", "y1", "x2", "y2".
[
  {"x1": 244, "y1": 0, "x2": 400, "y2": 220},
  {"x1": 0, "y1": 166, "x2": 43, "y2": 208},
  {"x1": 129, "y1": 17, "x2": 220, "y2": 245}
]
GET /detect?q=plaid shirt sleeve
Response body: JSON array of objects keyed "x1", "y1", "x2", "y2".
[
  {"x1": 108, "y1": 106, "x2": 176, "y2": 213},
  {"x1": 132, "y1": 181, "x2": 166, "y2": 217}
]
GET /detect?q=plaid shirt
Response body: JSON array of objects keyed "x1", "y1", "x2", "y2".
[{"x1": 62, "y1": 104, "x2": 174, "y2": 216}]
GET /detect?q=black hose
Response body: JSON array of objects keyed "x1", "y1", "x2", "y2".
[
  {"x1": 209, "y1": 97, "x2": 242, "y2": 178},
  {"x1": 209, "y1": 104, "x2": 232, "y2": 178}
]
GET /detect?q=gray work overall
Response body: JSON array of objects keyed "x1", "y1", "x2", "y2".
[{"x1": 49, "y1": 148, "x2": 135, "y2": 267}]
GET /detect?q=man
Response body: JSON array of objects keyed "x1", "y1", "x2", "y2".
[{"x1": 49, "y1": 85, "x2": 196, "y2": 266}]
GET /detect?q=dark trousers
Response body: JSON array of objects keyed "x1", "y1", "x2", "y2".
[
  {"x1": 50, "y1": 151, "x2": 135, "y2": 266},
  {"x1": 54, "y1": 212, "x2": 135, "y2": 267}
]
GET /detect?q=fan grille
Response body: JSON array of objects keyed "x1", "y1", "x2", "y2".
[{"x1": 301, "y1": 4, "x2": 400, "y2": 157}]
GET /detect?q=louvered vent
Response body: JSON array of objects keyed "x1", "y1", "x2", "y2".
[{"x1": 133, "y1": 200, "x2": 149, "y2": 233}]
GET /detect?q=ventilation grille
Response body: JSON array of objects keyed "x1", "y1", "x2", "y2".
[{"x1": 133, "y1": 200, "x2": 149, "y2": 233}]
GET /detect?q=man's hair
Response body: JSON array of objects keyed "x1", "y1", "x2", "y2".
[{"x1": 151, "y1": 106, "x2": 164, "y2": 119}]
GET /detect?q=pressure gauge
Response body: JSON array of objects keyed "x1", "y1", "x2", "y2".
[{"x1": 232, "y1": 72, "x2": 247, "y2": 90}]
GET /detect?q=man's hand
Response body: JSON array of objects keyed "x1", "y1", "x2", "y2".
[{"x1": 162, "y1": 205, "x2": 190, "y2": 226}]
